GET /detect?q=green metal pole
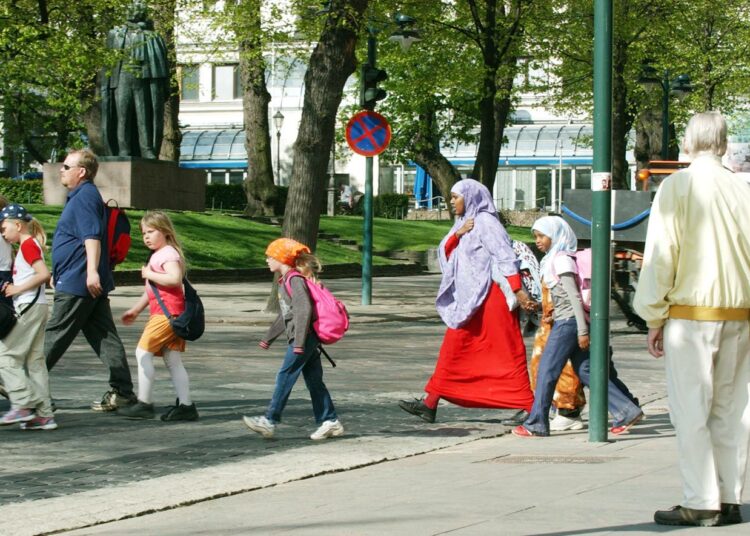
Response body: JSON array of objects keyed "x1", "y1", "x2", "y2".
[
  {"x1": 590, "y1": 0, "x2": 613, "y2": 442},
  {"x1": 361, "y1": 29, "x2": 376, "y2": 305},
  {"x1": 661, "y1": 71, "x2": 670, "y2": 160},
  {"x1": 362, "y1": 156, "x2": 373, "y2": 305}
]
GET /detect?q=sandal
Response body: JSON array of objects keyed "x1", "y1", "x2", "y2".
[
  {"x1": 511, "y1": 425, "x2": 544, "y2": 438},
  {"x1": 610, "y1": 411, "x2": 644, "y2": 435}
]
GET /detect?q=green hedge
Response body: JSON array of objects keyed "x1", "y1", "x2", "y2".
[
  {"x1": 374, "y1": 193, "x2": 410, "y2": 219},
  {"x1": 205, "y1": 183, "x2": 288, "y2": 215},
  {"x1": 0, "y1": 179, "x2": 43, "y2": 205}
]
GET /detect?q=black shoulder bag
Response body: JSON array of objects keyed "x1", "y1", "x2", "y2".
[
  {"x1": 0, "y1": 287, "x2": 42, "y2": 340},
  {"x1": 149, "y1": 279, "x2": 205, "y2": 341}
]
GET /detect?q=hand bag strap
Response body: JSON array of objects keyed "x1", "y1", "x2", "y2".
[
  {"x1": 17, "y1": 286, "x2": 42, "y2": 317},
  {"x1": 148, "y1": 280, "x2": 173, "y2": 319}
]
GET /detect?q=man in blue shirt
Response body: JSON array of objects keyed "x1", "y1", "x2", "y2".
[{"x1": 44, "y1": 149, "x2": 136, "y2": 411}]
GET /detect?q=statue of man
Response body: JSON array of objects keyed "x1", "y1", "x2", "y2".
[{"x1": 102, "y1": 1, "x2": 169, "y2": 159}]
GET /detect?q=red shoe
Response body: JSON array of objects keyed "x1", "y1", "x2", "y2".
[
  {"x1": 511, "y1": 425, "x2": 543, "y2": 438},
  {"x1": 610, "y1": 412, "x2": 644, "y2": 435}
]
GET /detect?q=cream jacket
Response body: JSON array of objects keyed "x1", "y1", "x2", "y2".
[{"x1": 633, "y1": 154, "x2": 750, "y2": 328}]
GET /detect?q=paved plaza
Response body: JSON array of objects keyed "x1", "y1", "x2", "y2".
[{"x1": 0, "y1": 275, "x2": 748, "y2": 535}]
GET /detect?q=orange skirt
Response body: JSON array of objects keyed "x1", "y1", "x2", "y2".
[{"x1": 137, "y1": 314, "x2": 186, "y2": 356}]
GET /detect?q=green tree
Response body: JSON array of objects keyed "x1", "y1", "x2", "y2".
[
  {"x1": 0, "y1": 1, "x2": 127, "y2": 164},
  {"x1": 373, "y1": 0, "x2": 534, "y2": 204}
]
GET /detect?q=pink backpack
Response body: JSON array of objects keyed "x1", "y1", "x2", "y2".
[
  {"x1": 284, "y1": 271, "x2": 350, "y2": 344},
  {"x1": 553, "y1": 248, "x2": 592, "y2": 312}
]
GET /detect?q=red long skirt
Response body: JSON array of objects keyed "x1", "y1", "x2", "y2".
[{"x1": 425, "y1": 284, "x2": 534, "y2": 411}]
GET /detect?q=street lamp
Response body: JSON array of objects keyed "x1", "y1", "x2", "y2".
[
  {"x1": 638, "y1": 64, "x2": 692, "y2": 160},
  {"x1": 273, "y1": 110, "x2": 284, "y2": 184}
]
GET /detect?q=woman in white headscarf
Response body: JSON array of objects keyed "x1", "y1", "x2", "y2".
[{"x1": 513, "y1": 216, "x2": 642, "y2": 437}]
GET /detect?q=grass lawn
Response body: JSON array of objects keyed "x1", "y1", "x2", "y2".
[
  {"x1": 23, "y1": 205, "x2": 531, "y2": 270},
  {"x1": 318, "y1": 216, "x2": 532, "y2": 252}
]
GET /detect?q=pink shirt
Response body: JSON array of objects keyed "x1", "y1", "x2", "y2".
[{"x1": 145, "y1": 245, "x2": 185, "y2": 316}]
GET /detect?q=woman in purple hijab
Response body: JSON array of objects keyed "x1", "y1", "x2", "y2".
[{"x1": 399, "y1": 179, "x2": 534, "y2": 423}]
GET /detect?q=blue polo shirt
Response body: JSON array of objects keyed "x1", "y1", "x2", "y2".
[{"x1": 51, "y1": 181, "x2": 114, "y2": 297}]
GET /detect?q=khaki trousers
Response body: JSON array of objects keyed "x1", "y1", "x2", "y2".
[
  {"x1": 0, "y1": 303, "x2": 52, "y2": 417},
  {"x1": 664, "y1": 318, "x2": 750, "y2": 510}
]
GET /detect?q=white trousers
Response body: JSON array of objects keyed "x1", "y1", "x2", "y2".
[{"x1": 664, "y1": 318, "x2": 750, "y2": 510}]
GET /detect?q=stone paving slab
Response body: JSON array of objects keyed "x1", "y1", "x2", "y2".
[{"x1": 0, "y1": 276, "x2": 665, "y2": 535}]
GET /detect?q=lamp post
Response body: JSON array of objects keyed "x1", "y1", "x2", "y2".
[
  {"x1": 638, "y1": 65, "x2": 692, "y2": 160},
  {"x1": 273, "y1": 110, "x2": 284, "y2": 184},
  {"x1": 360, "y1": 14, "x2": 420, "y2": 306}
]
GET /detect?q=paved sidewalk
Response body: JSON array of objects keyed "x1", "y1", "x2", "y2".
[{"x1": 0, "y1": 275, "x2": 744, "y2": 535}]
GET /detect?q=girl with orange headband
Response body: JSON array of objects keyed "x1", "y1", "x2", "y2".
[{"x1": 242, "y1": 238, "x2": 343, "y2": 441}]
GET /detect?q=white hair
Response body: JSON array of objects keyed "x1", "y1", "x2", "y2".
[{"x1": 681, "y1": 111, "x2": 727, "y2": 157}]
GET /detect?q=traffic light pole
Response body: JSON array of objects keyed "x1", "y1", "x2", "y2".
[
  {"x1": 590, "y1": 0, "x2": 612, "y2": 443},
  {"x1": 361, "y1": 28, "x2": 377, "y2": 306}
]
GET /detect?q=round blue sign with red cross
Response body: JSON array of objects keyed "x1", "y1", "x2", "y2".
[{"x1": 345, "y1": 110, "x2": 392, "y2": 157}]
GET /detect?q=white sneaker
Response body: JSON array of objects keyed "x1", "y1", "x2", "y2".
[
  {"x1": 243, "y1": 415, "x2": 276, "y2": 438},
  {"x1": 310, "y1": 419, "x2": 344, "y2": 440},
  {"x1": 550, "y1": 413, "x2": 584, "y2": 431}
]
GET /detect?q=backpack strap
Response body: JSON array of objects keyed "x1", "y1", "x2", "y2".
[
  {"x1": 148, "y1": 280, "x2": 174, "y2": 318},
  {"x1": 282, "y1": 270, "x2": 305, "y2": 296}
]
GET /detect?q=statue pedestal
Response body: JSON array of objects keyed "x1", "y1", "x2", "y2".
[{"x1": 43, "y1": 158, "x2": 206, "y2": 211}]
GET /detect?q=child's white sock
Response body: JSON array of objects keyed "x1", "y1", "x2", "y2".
[
  {"x1": 163, "y1": 349, "x2": 192, "y2": 405},
  {"x1": 136, "y1": 347, "x2": 155, "y2": 404}
]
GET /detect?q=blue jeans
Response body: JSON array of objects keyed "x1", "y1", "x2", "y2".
[
  {"x1": 265, "y1": 333, "x2": 337, "y2": 424},
  {"x1": 524, "y1": 318, "x2": 642, "y2": 436}
]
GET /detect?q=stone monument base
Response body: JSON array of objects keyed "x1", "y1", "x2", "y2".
[{"x1": 43, "y1": 157, "x2": 206, "y2": 211}]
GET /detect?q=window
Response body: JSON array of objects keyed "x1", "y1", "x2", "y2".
[
  {"x1": 180, "y1": 65, "x2": 199, "y2": 101},
  {"x1": 213, "y1": 64, "x2": 241, "y2": 100}
]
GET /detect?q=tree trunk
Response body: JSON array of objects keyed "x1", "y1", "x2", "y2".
[
  {"x1": 154, "y1": 0, "x2": 181, "y2": 161},
  {"x1": 411, "y1": 107, "x2": 460, "y2": 214},
  {"x1": 492, "y1": 55, "x2": 517, "y2": 193},
  {"x1": 82, "y1": 81, "x2": 105, "y2": 156},
  {"x1": 281, "y1": 0, "x2": 368, "y2": 250},
  {"x1": 611, "y1": 37, "x2": 633, "y2": 190},
  {"x1": 470, "y1": 0, "x2": 499, "y2": 189},
  {"x1": 238, "y1": 1, "x2": 276, "y2": 216}
]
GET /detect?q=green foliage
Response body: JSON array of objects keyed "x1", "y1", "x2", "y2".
[
  {"x1": 0, "y1": 180, "x2": 43, "y2": 205},
  {"x1": 0, "y1": 1, "x2": 130, "y2": 162},
  {"x1": 205, "y1": 183, "x2": 246, "y2": 211},
  {"x1": 274, "y1": 186, "x2": 288, "y2": 216},
  {"x1": 373, "y1": 193, "x2": 409, "y2": 219}
]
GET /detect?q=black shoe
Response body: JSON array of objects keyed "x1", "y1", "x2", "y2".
[
  {"x1": 720, "y1": 503, "x2": 742, "y2": 525},
  {"x1": 116, "y1": 401, "x2": 155, "y2": 420},
  {"x1": 500, "y1": 409, "x2": 529, "y2": 426},
  {"x1": 654, "y1": 505, "x2": 720, "y2": 527},
  {"x1": 398, "y1": 398, "x2": 436, "y2": 423},
  {"x1": 161, "y1": 399, "x2": 199, "y2": 422}
]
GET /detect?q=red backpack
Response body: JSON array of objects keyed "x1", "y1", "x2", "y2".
[
  {"x1": 104, "y1": 200, "x2": 131, "y2": 269},
  {"x1": 283, "y1": 270, "x2": 350, "y2": 345}
]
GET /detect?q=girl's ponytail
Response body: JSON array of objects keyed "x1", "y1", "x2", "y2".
[
  {"x1": 28, "y1": 218, "x2": 47, "y2": 248},
  {"x1": 296, "y1": 252, "x2": 322, "y2": 282}
]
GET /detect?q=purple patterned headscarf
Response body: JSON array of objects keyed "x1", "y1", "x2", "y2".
[{"x1": 436, "y1": 179, "x2": 519, "y2": 328}]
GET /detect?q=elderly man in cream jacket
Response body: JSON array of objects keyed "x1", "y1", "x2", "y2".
[{"x1": 634, "y1": 111, "x2": 750, "y2": 528}]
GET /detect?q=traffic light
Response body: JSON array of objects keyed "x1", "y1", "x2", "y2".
[{"x1": 360, "y1": 63, "x2": 388, "y2": 110}]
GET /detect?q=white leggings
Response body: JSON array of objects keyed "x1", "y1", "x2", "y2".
[{"x1": 136, "y1": 347, "x2": 192, "y2": 405}]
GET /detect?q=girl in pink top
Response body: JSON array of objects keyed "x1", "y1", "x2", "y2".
[{"x1": 117, "y1": 210, "x2": 198, "y2": 422}]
